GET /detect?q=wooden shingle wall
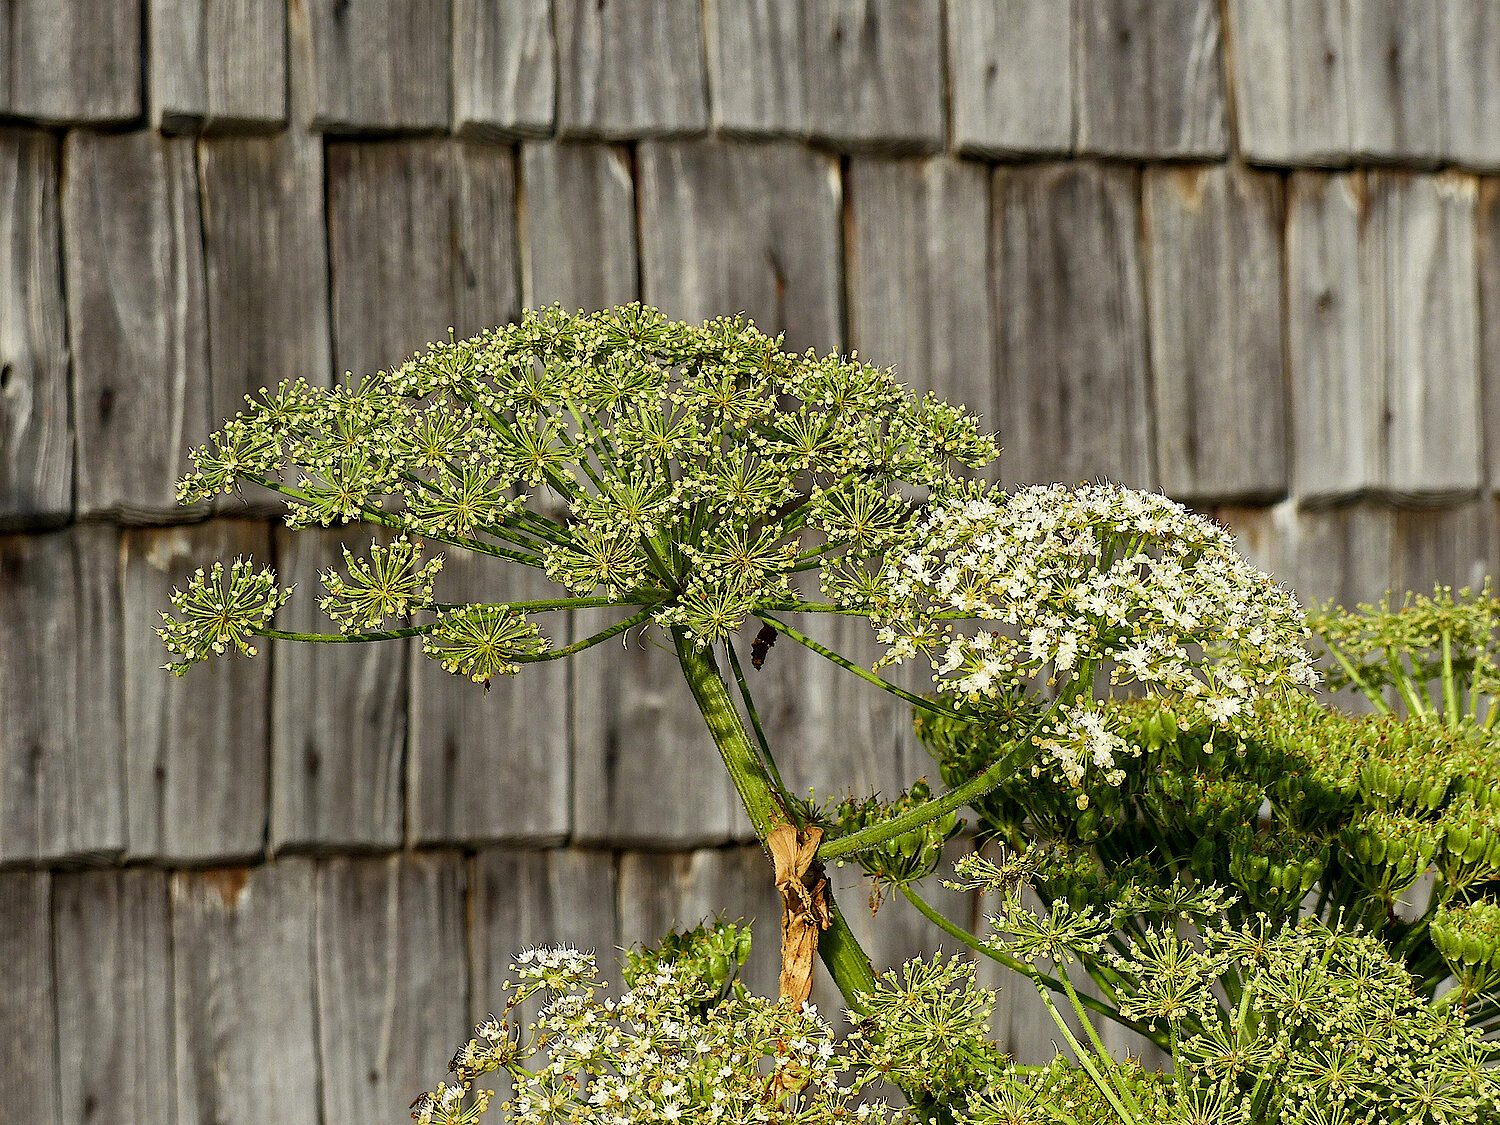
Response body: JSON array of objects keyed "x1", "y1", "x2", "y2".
[{"x1": 1, "y1": 2, "x2": 1497, "y2": 1117}]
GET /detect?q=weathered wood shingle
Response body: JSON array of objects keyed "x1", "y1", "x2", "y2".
[
  {"x1": 408, "y1": 554, "x2": 569, "y2": 846},
  {"x1": 122, "y1": 521, "x2": 271, "y2": 863},
  {"x1": 1479, "y1": 181, "x2": 1500, "y2": 487},
  {"x1": 315, "y1": 853, "x2": 468, "y2": 1124},
  {"x1": 1145, "y1": 165, "x2": 1287, "y2": 503},
  {"x1": 1075, "y1": 0, "x2": 1227, "y2": 159},
  {"x1": 0, "y1": 525, "x2": 125, "y2": 865},
  {"x1": 65, "y1": 132, "x2": 211, "y2": 523},
  {"x1": 54, "y1": 868, "x2": 175, "y2": 1125},
  {"x1": 991, "y1": 163, "x2": 1154, "y2": 488},
  {"x1": 704, "y1": 0, "x2": 807, "y2": 137},
  {"x1": 149, "y1": 0, "x2": 288, "y2": 132},
  {"x1": 296, "y1": 0, "x2": 451, "y2": 132},
  {"x1": 4, "y1": 0, "x2": 141, "y2": 124},
  {"x1": 271, "y1": 526, "x2": 407, "y2": 851},
  {"x1": 0, "y1": 872, "x2": 57, "y2": 1125},
  {"x1": 555, "y1": 0, "x2": 708, "y2": 140},
  {"x1": 846, "y1": 157, "x2": 995, "y2": 437},
  {"x1": 520, "y1": 142, "x2": 639, "y2": 312},
  {"x1": 453, "y1": 0, "x2": 554, "y2": 139},
  {"x1": 0, "y1": 128, "x2": 68, "y2": 528},
  {"x1": 945, "y1": 0, "x2": 1072, "y2": 157},
  {"x1": 1439, "y1": 2, "x2": 1500, "y2": 170},
  {"x1": 1216, "y1": 502, "x2": 1396, "y2": 609},
  {"x1": 172, "y1": 861, "x2": 319, "y2": 1125},
  {"x1": 329, "y1": 139, "x2": 519, "y2": 381},
  {"x1": 639, "y1": 140, "x2": 842, "y2": 353},
  {"x1": 1346, "y1": 0, "x2": 1443, "y2": 165}
]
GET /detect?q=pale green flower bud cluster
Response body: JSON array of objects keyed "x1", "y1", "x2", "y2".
[
  {"x1": 156, "y1": 558, "x2": 294, "y2": 676},
  {"x1": 870, "y1": 483, "x2": 1318, "y2": 786}
]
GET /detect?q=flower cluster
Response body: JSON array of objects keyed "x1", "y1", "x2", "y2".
[
  {"x1": 156, "y1": 558, "x2": 294, "y2": 675},
  {"x1": 868, "y1": 483, "x2": 1317, "y2": 785},
  {"x1": 164, "y1": 304, "x2": 995, "y2": 678}
]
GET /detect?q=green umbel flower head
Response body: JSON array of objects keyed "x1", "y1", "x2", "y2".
[{"x1": 164, "y1": 305, "x2": 995, "y2": 679}]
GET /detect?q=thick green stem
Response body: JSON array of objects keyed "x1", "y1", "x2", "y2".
[{"x1": 669, "y1": 626, "x2": 880, "y2": 1012}]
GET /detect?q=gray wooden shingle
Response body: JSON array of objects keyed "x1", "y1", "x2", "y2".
[
  {"x1": 0, "y1": 872, "x2": 57, "y2": 1125},
  {"x1": 296, "y1": 0, "x2": 451, "y2": 132},
  {"x1": 315, "y1": 853, "x2": 468, "y2": 1125},
  {"x1": 1145, "y1": 165, "x2": 1287, "y2": 503},
  {"x1": 1285, "y1": 172, "x2": 1375, "y2": 499},
  {"x1": 991, "y1": 162, "x2": 1154, "y2": 489},
  {"x1": 1227, "y1": 0, "x2": 1352, "y2": 167},
  {"x1": 149, "y1": 0, "x2": 288, "y2": 132},
  {"x1": 846, "y1": 157, "x2": 995, "y2": 438},
  {"x1": 1365, "y1": 172, "x2": 1481, "y2": 500},
  {"x1": 619, "y1": 846, "x2": 783, "y2": 999},
  {"x1": 171, "y1": 860, "x2": 319, "y2": 1125},
  {"x1": 639, "y1": 140, "x2": 842, "y2": 353},
  {"x1": 5, "y1": 0, "x2": 141, "y2": 124},
  {"x1": 555, "y1": 0, "x2": 708, "y2": 140},
  {"x1": 65, "y1": 131, "x2": 211, "y2": 523},
  {"x1": 704, "y1": 0, "x2": 807, "y2": 137},
  {"x1": 471, "y1": 847, "x2": 619, "y2": 1015},
  {"x1": 945, "y1": 0, "x2": 1071, "y2": 157},
  {"x1": 1346, "y1": 0, "x2": 1442, "y2": 164},
  {"x1": 408, "y1": 553, "x2": 570, "y2": 846},
  {"x1": 571, "y1": 620, "x2": 747, "y2": 846},
  {"x1": 520, "y1": 142, "x2": 638, "y2": 313},
  {"x1": 122, "y1": 521, "x2": 271, "y2": 863},
  {"x1": 271, "y1": 525, "x2": 407, "y2": 851},
  {"x1": 1075, "y1": 0, "x2": 1227, "y2": 159},
  {"x1": 0, "y1": 524, "x2": 125, "y2": 865},
  {"x1": 0, "y1": 128, "x2": 68, "y2": 528},
  {"x1": 1479, "y1": 180, "x2": 1500, "y2": 487},
  {"x1": 1215, "y1": 502, "x2": 1396, "y2": 609},
  {"x1": 1392, "y1": 502, "x2": 1493, "y2": 596},
  {"x1": 328, "y1": 139, "x2": 519, "y2": 382},
  {"x1": 799, "y1": 0, "x2": 945, "y2": 152},
  {"x1": 199, "y1": 132, "x2": 331, "y2": 516},
  {"x1": 453, "y1": 0, "x2": 554, "y2": 139},
  {"x1": 1439, "y1": 2, "x2": 1500, "y2": 170},
  {"x1": 54, "y1": 868, "x2": 175, "y2": 1125}
]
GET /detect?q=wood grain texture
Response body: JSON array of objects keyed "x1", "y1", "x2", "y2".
[
  {"x1": 555, "y1": 0, "x2": 708, "y2": 140},
  {"x1": 1075, "y1": 0, "x2": 1227, "y2": 159},
  {"x1": 520, "y1": 142, "x2": 638, "y2": 313},
  {"x1": 1145, "y1": 165, "x2": 1287, "y2": 503},
  {"x1": 639, "y1": 140, "x2": 842, "y2": 354},
  {"x1": 1346, "y1": 0, "x2": 1443, "y2": 164},
  {"x1": 328, "y1": 139, "x2": 519, "y2": 382},
  {"x1": 54, "y1": 868, "x2": 174, "y2": 1125},
  {"x1": 5, "y1": 0, "x2": 141, "y2": 123},
  {"x1": 270, "y1": 525, "x2": 407, "y2": 851},
  {"x1": 171, "y1": 860, "x2": 319, "y2": 1125},
  {"x1": 704, "y1": 0, "x2": 807, "y2": 137},
  {"x1": 298, "y1": 0, "x2": 450, "y2": 132},
  {"x1": 408, "y1": 553, "x2": 569, "y2": 846},
  {"x1": 0, "y1": 525, "x2": 125, "y2": 865},
  {"x1": 945, "y1": 0, "x2": 1071, "y2": 157},
  {"x1": 619, "y1": 846, "x2": 782, "y2": 999},
  {"x1": 0, "y1": 872, "x2": 57, "y2": 1125},
  {"x1": 1285, "y1": 172, "x2": 1375, "y2": 499},
  {"x1": 1227, "y1": 0, "x2": 1352, "y2": 166},
  {"x1": 1438, "y1": 2, "x2": 1500, "y2": 170},
  {"x1": 0, "y1": 128, "x2": 68, "y2": 527},
  {"x1": 1479, "y1": 181, "x2": 1500, "y2": 487},
  {"x1": 199, "y1": 132, "x2": 331, "y2": 517},
  {"x1": 149, "y1": 0, "x2": 288, "y2": 132},
  {"x1": 122, "y1": 521, "x2": 271, "y2": 863},
  {"x1": 846, "y1": 157, "x2": 995, "y2": 439},
  {"x1": 1364, "y1": 172, "x2": 1481, "y2": 499},
  {"x1": 799, "y1": 0, "x2": 945, "y2": 152},
  {"x1": 990, "y1": 163, "x2": 1154, "y2": 489},
  {"x1": 571, "y1": 619, "x2": 747, "y2": 846},
  {"x1": 65, "y1": 131, "x2": 211, "y2": 523},
  {"x1": 453, "y1": 0, "x2": 554, "y2": 138},
  {"x1": 1392, "y1": 502, "x2": 1493, "y2": 596},
  {"x1": 471, "y1": 847, "x2": 619, "y2": 1017},
  {"x1": 1215, "y1": 502, "x2": 1396, "y2": 609},
  {"x1": 315, "y1": 853, "x2": 468, "y2": 1125}
]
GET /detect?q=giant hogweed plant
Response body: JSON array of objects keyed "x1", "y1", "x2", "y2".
[{"x1": 159, "y1": 305, "x2": 1319, "y2": 1122}]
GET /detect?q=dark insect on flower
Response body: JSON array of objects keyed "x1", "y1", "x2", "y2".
[{"x1": 751, "y1": 623, "x2": 778, "y2": 670}]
